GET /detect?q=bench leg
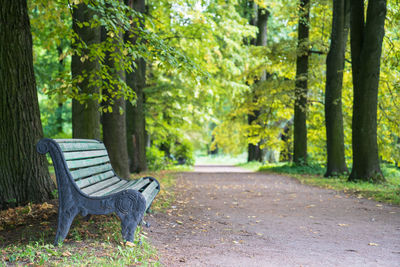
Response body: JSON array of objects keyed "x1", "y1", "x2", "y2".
[
  {"x1": 54, "y1": 207, "x2": 79, "y2": 245},
  {"x1": 116, "y1": 191, "x2": 146, "y2": 242}
]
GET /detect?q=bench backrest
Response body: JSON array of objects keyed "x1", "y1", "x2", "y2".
[{"x1": 55, "y1": 139, "x2": 119, "y2": 195}]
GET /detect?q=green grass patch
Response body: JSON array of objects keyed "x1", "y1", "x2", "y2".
[
  {"x1": 260, "y1": 163, "x2": 400, "y2": 205},
  {"x1": 1, "y1": 170, "x2": 178, "y2": 266},
  {"x1": 1, "y1": 216, "x2": 159, "y2": 266},
  {"x1": 166, "y1": 164, "x2": 194, "y2": 172},
  {"x1": 236, "y1": 161, "x2": 262, "y2": 171}
]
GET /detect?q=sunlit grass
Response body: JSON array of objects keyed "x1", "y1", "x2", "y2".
[
  {"x1": 1, "y1": 218, "x2": 160, "y2": 266},
  {"x1": 260, "y1": 162, "x2": 400, "y2": 205},
  {"x1": 236, "y1": 161, "x2": 262, "y2": 171},
  {"x1": 1, "y1": 170, "x2": 178, "y2": 266}
]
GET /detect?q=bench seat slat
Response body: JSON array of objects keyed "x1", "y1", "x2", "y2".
[
  {"x1": 59, "y1": 142, "x2": 106, "y2": 152},
  {"x1": 82, "y1": 177, "x2": 121, "y2": 195},
  {"x1": 70, "y1": 163, "x2": 113, "y2": 180},
  {"x1": 63, "y1": 150, "x2": 108, "y2": 161},
  {"x1": 66, "y1": 156, "x2": 110, "y2": 169},
  {"x1": 102, "y1": 178, "x2": 150, "y2": 196},
  {"x1": 123, "y1": 178, "x2": 151, "y2": 192},
  {"x1": 75, "y1": 170, "x2": 115, "y2": 188},
  {"x1": 90, "y1": 180, "x2": 129, "y2": 197},
  {"x1": 141, "y1": 181, "x2": 159, "y2": 204}
]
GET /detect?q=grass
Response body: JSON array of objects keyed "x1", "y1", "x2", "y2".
[
  {"x1": 1, "y1": 170, "x2": 178, "y2": 266},
  {"x1": 260, "y1": 162, "x2": 400, "y2": 205},
  {"x1": 236, "y1": 161, "x2": 262, "y2": 171}
]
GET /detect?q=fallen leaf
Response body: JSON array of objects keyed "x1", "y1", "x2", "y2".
[
  {"x1": 176, "y1": 220, "x2": 183, "y2": 225},
  {"x1": 338, "y1": 224, "x2": 349, "y2": 227},
  {"x1": 62, "y1": 251, "x2": 72, "y2": 257},
  {"x1": 368, "y1": 243, "x2": 379, "y2": 246},
  {"x1": 125, "y1": 241, "x2": 135, "y2": 247}
]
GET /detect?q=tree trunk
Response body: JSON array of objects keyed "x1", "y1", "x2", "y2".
[
  {"x1": 248, "y1": 111, "x2": 264, "y2": 162},
  {"x1": 101, "y1": 26, "x2": 130, "y2": 179},
  {"x1": 0, "y1": 0, "x2": 55, "y2": 209},
  {"x1": 56, "y1": 45, "x2": 64, "y2": 134},
  {"x1": 125, "y1": 0, "x2": 148, "y2": 173},
  {"x1": 349, "y1": 0, "x2": 386, "y2": 182},
  {"x1": 71, "y1": 3, "x2": 101, "y2": 139},
  {"x1": 247, "y1": 6, "x2": 270, "y2": 163},
  {"x1": 324, "y1": 0, "x2": 350, "y2": 177},
  {"x1": 293, "y1": 0, "x2": 310, "y2": 165}
]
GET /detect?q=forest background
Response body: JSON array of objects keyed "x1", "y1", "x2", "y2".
[{"x1": 1, "y1": 0, "x2": 399, "y2": 209}]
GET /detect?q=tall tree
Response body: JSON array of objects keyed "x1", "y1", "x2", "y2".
[
  {"x1": 349, "y1": 0, "x2": 387, "y2": 182},
  {"x1": 248, "y1": 4, "x2": 270, "y2": 162},
  {"x1": 0, "y1": 0, "x2": 55, "y2": 209},
  {"x1": 71, "y1": 3, "x2": 101, "y2": 139},
  {"x1": 125, "y1": 0, "x2": 148, "y2": 173},
  {"x1": 101, "y1": 25, "x2": 130, "y2": 179},
  {"x1": 324, "y1": 0, "x2": 349, "y2": 177},
  {"x1": 293, "y1": 0, "x2": 310, "y2": 165}
]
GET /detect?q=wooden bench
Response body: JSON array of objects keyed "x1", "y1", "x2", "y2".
[{"x1": 36, "y1": 138, "x2": 160, "y2": 245}]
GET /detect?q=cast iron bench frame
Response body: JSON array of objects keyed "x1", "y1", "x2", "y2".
[{"x1": 36, "y1": 138, "x2": 160, "y2": 245}]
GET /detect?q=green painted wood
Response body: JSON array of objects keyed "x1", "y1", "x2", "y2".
[
  {"x1": 90, "y1": 180, "x2": 129, "y2": 197},
  {"x1": 124, "y1": 178, "x2": 150, "y2": 192},
  {"x1": 55, "y1": 139, "x2": 100, "y2": 143},
  {"x1": 144, "y1": 188, "x2": 160, "y2": 210},
  {"x1": 82, "y1": 177, "x2": 121, "y2": 195},
  {"x1": 58, "y1": 142, "x2": 106, "y2": 152},
  {"x1": 141, "y1": 181, "x2": 159, "y2": 204},
  {"x1": 66, "y1": 156, "x2": 110, "y2": 169},
  {"x1": 103, "y1": 178, "x2": 148, "y2": 196},
  {"x1": 63, "y1": 150, "x2": 108, "y2": 161},
  {"x1": 75, "y1": 170, "x2": 115, "y2": 188},
  {"x1": 70, "y1": 163, "x2": 112, "y2": 180}
]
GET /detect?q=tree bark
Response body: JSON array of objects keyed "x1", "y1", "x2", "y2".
[
  {"x1": 0, "y1": 0, "x2": 55, "y2": 209},
  {"x1": 248, "y1": 111, "x2": 264, "y2": 162},
  {"x1": 349, "y1": 0, "x2": 386, "y2": 182},
  {"x1": 324, "y1": 0, "x2": 350, "y2": 177},
  {"x1": 247, "y1": 5, "x2": 270, "y2": 163},
  {"x1": 293, "y1": 0, "x2": 310, "y2": 165},
  {"x1": 71, "y1": 3, "x2": 101, "y2": 139},
  {"x1": 101, "y1": 26, "x2": 130, "y2": 179},
  {"x1": 125, "y1": 0, "x2": 148, "y2": 173},
  {"x1": 56, "y1": 45, "x2": 64, "y2": 134}
]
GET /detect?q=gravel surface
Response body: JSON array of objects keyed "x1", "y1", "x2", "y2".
[{"x1": 147, "y1": 166, "x2": 400, "y2": 267}]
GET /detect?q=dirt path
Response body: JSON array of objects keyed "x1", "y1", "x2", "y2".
[{"x1": 147, "y1": 166, "x2": 400, "y2": 267}]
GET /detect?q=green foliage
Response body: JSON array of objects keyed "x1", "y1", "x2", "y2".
[
  {"x1": 28, "y1": 0, "x2": 400, "y2": 175},
  {"x1": 172, "y1": 139, "x2": 194, "y2": 165},
  {"x1": 29, "y1": 0, "x2": 201, "y2": 111},
  {"x1": 146, "y1": 146, "x2": 170, "y2": 171}
]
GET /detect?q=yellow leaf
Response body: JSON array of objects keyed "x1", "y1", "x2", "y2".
[
  {"x1": 126, "y1": 241, "x2": 135, "y2": 247},
  {"x1": 62, "y1": 251, "x2": 72, "y2": 257},
  {"x1": 368, "y1": 243, "x2": 379, "y2": 246}
]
